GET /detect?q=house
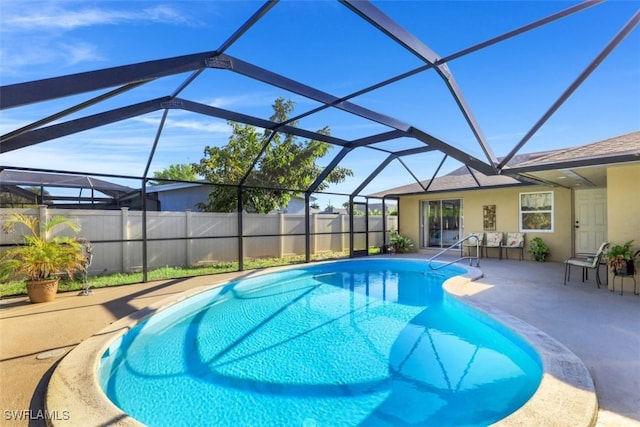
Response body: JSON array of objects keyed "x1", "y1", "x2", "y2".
[
  {"x1": 0, "y1": 170, "x2": 158, "y2": 210},
  {"x1": 145, "y1": 182, "x2": 317, "y2": 213},
  {"x1": 370, "y1": 131, "x2": 640, "y2": 290}
]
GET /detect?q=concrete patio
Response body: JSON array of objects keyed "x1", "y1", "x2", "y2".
[{"x1": 0, "y1": 256, "x2": 638, "y2": 426}]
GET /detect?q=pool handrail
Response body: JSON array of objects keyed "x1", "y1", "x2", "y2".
[{"x1": 428, "y1": 233, "x2": 481, "y2": 269}]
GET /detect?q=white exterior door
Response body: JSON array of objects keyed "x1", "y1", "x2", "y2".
[{"x1": 574, "y1": 188, "x2": 607, "y2": 254}]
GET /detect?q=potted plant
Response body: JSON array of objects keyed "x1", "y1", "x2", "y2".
[
  {"x1": 0, "y1": 213, "x2": 86, "y2": 303},
  {"x1": 605, "y1": 240, "x2": 635, "y2": 276},
  {"x1": 389, "y1": 230, "x2": 414, "y2": 254},
  {"x1": 528, "y1": 237, "x2": 550, "y2": 262}
]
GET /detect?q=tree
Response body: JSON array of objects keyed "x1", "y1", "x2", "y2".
[
  {"x1": 342, "y1": 201, "x2": 364, "y2": 215},
  {"x1": 192, "y1": 98, "x2": 353, "y2": 213},
  {"x1": 150, "y1": 164, "x2": 198, "y2": 185}
]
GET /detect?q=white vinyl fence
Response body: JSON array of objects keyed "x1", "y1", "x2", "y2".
[{"x1": 0, "y1": 207, "x2": 397, "y2": 276}]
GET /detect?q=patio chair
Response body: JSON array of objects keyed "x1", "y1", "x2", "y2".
[
  {"x1": 564, "y1": 242, "x2": 609, "y2": 288},
  {"x1": 483, "y1": 232, "x2": 504, "y2": 259},
  {"x1": 462, "y1": 232, "x2": 484, "y2": 258},
  {"x1": 503, "y1": 232, "x2": 525, "y2": 261}
]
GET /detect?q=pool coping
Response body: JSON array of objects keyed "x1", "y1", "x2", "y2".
[
  {"x1": 443, "y1": 273, "x2": 598, "y2": 427},
  {"x1": 45, "y1": 259, "x2": 597, "y2": 426}
]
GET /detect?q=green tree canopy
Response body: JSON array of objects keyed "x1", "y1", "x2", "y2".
[
  {"x1": 192, "y1": 98, "x2": 353, "y2": 213},
  {"x1": 150, "y1": 164, "x2": 198, "y2": 185}
]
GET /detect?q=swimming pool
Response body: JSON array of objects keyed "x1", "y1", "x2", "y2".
[{"x1": 98, "y1": 259, "x2": 542, "y2": 426}]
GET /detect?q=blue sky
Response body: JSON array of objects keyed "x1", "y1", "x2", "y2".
[{"x1": 1, "y1": 0, "x2": 639, "y2": 208}]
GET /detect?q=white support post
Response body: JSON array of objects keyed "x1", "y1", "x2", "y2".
[
  {"x1": 279, "y1": 212, "x2": 285, "y2": 258},
  {"x1": 121, "y1": 207, "x2": 129, "y2": 272},
  {"x1": 186, "y1": 210, "x2": 192, "y2": 266},
  {"x1": 312, "y1": 213, "x2": 317, "y2": 255},
  {"x1": 341, "y1": 214, "x2": 348, "y2": 252}
]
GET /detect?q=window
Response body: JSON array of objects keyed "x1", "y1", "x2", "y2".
[{"x1": 519, "y1": 191, "x2": 553, "y2": 232}]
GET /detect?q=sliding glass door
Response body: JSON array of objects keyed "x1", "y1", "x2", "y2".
[{"x1": 421, "y1": 199, "x2": 462, "y2": 248}]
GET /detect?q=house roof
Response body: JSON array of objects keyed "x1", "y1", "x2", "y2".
[
  {"x1": 145, "y1": 181, "x2": 317, "y2": 201},
  {"x1": 369, "y1": 169, "x2": 520, "y2": 197},
  {"x1": 371, "y1": 131, "x2": 640, "y2": 197},
  {"x1": 144, "y1": 181, "x2": 209, "y2": 193},
  {"x1": 508, "y1": 131, "x2": 640, "y2": 170},
  {"x1": 0, "y1": 170, "x2": 134, "y2": 197}
]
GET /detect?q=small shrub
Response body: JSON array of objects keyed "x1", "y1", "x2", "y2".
[
  {"x1": 528, "y1": 237, "x2": 549, "y2": 262},
  {"x1": 390, "y1": 230, "x2": 414, "y2": 254}
]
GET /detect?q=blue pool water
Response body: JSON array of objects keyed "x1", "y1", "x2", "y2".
[{"x1": 99, "y1": 259, "x2": 542, "y2": 426}]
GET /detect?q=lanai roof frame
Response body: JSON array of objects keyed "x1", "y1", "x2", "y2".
[{"x1": 0, "y1": 0, "x2": 637, "y2": 200}]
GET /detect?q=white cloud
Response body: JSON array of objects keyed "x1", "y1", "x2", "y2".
[
  {"x1": 1, "y1": 3, "x2": 192, "y2": 32},
  {"x1": 134, "y1": 116, "x2": 231, "y2": 134},
  {"x1": 0, "y1": 43, "x2": 56, "y2": 75},
  {"x1": 61, "y1": 42, "x2": 106, "y2": 66},
  {"x1": 0, "y1": 144, "x2": 147, "y2": 176},
  {"x1": 0, "y1": 2, "x2": 194, "y2": 75},
  {"x1": 4, "y1": 8, "x2": 128, "y2": 31},
  {"x1": 207, "y1": 93, "x2": 279, "y2": 110},
  {"x1": 0, "y1": 40, "x2": 105, "y2": 76},
  {"x1": 143, "y1": 5, "x2": 191, "y2": 25},
  {"x1": 0, "y1": 116, "x2": 31, "y2": 134},
  {"x1": 0, "y1": 112, "x2": 228, "y2": 178}
]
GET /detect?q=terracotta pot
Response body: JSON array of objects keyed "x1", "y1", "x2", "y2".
[{"x1": 26, "y1": 278, "x2": 60, "y2": 303}]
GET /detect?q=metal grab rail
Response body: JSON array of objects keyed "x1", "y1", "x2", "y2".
[{"x1": 428, "y1": 234, "x2": 481, "y2": 270}]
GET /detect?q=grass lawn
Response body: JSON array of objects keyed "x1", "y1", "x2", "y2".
[{"x1": 1, "y1": 251, "x2": 358, "y2": 298}]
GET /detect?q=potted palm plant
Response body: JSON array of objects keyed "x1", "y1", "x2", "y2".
[
  {"x1": 605, "y1": 240, "x2": 635, "y2": 276},
  {"x1": 0, "y1": 213, "x2": 86, "y2": 303}
]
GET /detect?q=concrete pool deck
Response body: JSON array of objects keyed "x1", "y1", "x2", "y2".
[{"x1": 0, "y1": 256, "x2": 638, "y2": 426}]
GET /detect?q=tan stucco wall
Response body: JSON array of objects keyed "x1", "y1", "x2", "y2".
[
  {"x1": 606, "y1": 164, "x2": 640, "y2": 291},
  {"x1": 606, "y1": 165, "x2": 640, "y2": 245},
  {"x1": 398, "y1": 186, "x2": 573, "y2": 262}
]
